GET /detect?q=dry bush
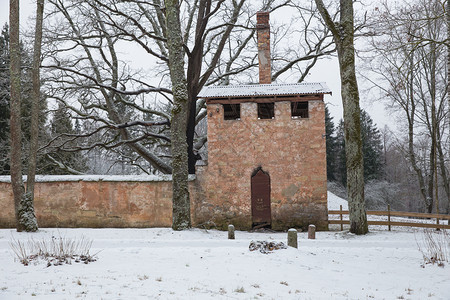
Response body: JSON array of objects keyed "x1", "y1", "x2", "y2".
[
  {"x1": 416, "y1": 229, "x2": 449, "y2": 267},
  {"x1": 9, "y1": 234, "x2": 99, "y2": 266}
]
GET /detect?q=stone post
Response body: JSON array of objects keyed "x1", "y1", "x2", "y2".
[
  {"x1": 287, "y1": 228, "x2": 298, "y2": 248},
  {"x1": 308, "y1": 224, "x2": 316, "y2": 239},
  {"x1": 228, "y1": 224, "x2": 235, "y2": 240}
]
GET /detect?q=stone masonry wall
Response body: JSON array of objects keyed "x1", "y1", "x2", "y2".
[
  {"x1": 194, "y1": 101, "x2": 328, "y2": 231},
  {"x1": 0, "y1": 176, "x2": 196, "y2": 228}
]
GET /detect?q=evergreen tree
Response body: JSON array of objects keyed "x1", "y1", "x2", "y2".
[
  {"x1": 42, "y1": 103, "x2": 88, "y2": 175},
  {"x1": 332, "y1": 109, "x2": 384, "y2": 185},
  {"x1": 335, "y1": 120, "x2": 347, "y2": 186},
  {"x1": 360, "y1": 110, "x2": 384, "y2": 181},
  {"x1": 325, "y1": 105, "x2": 337, "y2": 181},
  {"x1": 0, "y1": 23, "x2": 49, "y2": 175},
  {"x1": 0, "y1": 24, "x2": 10, "y2": 174}
]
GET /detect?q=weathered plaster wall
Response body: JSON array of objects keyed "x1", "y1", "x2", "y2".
[
  {"x1": 194, "y1": 101, "x2": 328, "y2": 231},
  {"x1": 0, "y1": 176, "x2": 196, "y2": 228}
]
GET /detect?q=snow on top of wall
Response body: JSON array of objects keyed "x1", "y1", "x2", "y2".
[
  {"x1": 327, "y1": 191, "x2": 348, "y2": 210},
  {"x1": 0, "y1": 174, "x2": 196, "y2": 183},
  {"x1": 0, "y1": 175, "x2": 347, "y2": 210},
  {"x1": 197, "y1": 82, "x2": 331, "y2": 98}
]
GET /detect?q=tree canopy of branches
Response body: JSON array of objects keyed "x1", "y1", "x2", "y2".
[
  {"x1": 40, "y1": 0, "x2": 336, "y2": 176},
  {"x1": 364, "y1": 0, "x2": 449, "y2": 213}
]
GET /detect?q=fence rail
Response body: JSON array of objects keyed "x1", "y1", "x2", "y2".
[{"x1": 329, "y1": 205, "x2": 450, "y2": 230}]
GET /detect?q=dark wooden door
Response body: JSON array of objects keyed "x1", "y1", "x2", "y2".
[{"x1": 251, "y1": 169, "x2": 271, "y2": 227}]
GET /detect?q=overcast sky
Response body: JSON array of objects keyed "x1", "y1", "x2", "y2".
[{"x1": 0, "y1": 0, "x2": 391, "y2": 130}]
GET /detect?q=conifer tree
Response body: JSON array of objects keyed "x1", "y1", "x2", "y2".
[
  {"x1": 333, "y1": 110, "x2": 384, "y2": 185},
  {"x1": 0, "y1": 23, "x2": 49, "y2": 175},
  {"x1": 325, "y1": 105, "x2": 337, "y2": 181},
  {"x1": 43, "y1": 103, "x2": 88, "y2": 175},
  {"x1": 360, "y1": 110, "x2": 383, "y2": 181},
  {"x1": 0, "y1": 24, "x2": 10, "y2": 174}
]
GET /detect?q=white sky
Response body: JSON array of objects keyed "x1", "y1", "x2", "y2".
[{"x1": 0, "y1": 0, "x2": 391, "y2": 130}]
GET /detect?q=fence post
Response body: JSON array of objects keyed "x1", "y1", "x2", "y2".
[
  {"x1": 340, "y1": 205, "x2": 343, "y2": 231},
  {"x1": 388, "y1": 204, "x2": 391, "y2": 231},
  {"x1": 436, "y1": 216, "x2": 440, "y2": 231}
]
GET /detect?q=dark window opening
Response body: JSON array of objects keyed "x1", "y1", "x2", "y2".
[
  {"x1": 291, "y1": 101, "x2": 308, "y2": 119},
  {"x1": 257, "y1": 103, "x2": 274, "y2": 119},
  {"x1": 223, "y1": 104, "x2": 240, "y2": 120}
]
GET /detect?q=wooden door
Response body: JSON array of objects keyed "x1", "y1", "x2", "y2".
[{"x1": 251, "y1": 169, "x2": 271, "y2": 228}]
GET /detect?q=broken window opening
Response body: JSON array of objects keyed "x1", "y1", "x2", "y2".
[
  {"x1": 257, "y1": 103, "x2": 274, "y2": 119},
  {"x1": 291, "y1": 101, "x2": 308, "y2": 119},
  {"x1": 223, "y1": 104, "x2": 241, "y2": 120}
]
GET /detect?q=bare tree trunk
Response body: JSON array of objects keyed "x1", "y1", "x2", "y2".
[
  {"x1": 315, "y1": 0, "x2": 367, "y2": 234},
  {"x1": 403, "y1": 35, "x2": 429, "y2": 212},
  {"x1": 24, "y1": 0, "x2": 44, "y2": 230},
  {"x1": 447, "y1": 0, "x2": 450, "y2": 214},
  {"x1": 9, "y1": 0, "x2": 38, "y2": 232},
  {"x1": 426, "y1": 40, "x2": 438, "y2": 214},
  {"x1": 166, "y1": 0, "x2": 191, "y2": 230},
  {"x1": 436, "y1": 126, "x2": 449, "y2": 214}
]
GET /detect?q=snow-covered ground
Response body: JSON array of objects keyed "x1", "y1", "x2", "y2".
[{"x1": 0, "y1": 192, "x2": 449, "y2": 300}]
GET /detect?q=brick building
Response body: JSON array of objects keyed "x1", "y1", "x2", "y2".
[{"x1": 194, "y1": 11, "x2": 331, "y2": 231}]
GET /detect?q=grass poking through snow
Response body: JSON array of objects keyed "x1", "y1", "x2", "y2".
[{"x1": 9, "y1": 233, "x2": 99, "y2": 266}]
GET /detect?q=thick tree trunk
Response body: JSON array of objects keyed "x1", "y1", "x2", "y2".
[
  {"x1": 166, "y1": 0, "x2": 191, "y2": 230},
  {"x1": 337, "y1": 3, "x2": 367, "y2": 234},
  {"x1": 315, "y1": 0, "x2": 367, "y2": 234},
  {"x1": 25, "y1": 0, "x2": 45, "y2": 230},
  {"x1": 10, "y1": 0, "x2": 38, "y2": 232}
]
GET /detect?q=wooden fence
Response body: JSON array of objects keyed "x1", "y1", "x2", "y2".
[{"x1": 329, "y1": 205, "x2": 450, "y2": 230}]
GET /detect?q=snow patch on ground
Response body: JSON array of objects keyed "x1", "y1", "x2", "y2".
[
  {"x1": 327, "y1": 191, "x2": 348, "y2": 210},
  {"x1": 0, "y1": 192, "x2": 449, "y2": 299}
]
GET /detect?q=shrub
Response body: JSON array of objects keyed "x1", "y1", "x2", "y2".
[
  {"x1": 9, "y1": 234, "x2": 99, "y2": 266},
  {"x1": 416, "y1": 229, "x2": 449, "y2": 267}
]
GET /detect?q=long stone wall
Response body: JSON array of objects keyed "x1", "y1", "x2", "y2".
[{"x1": 0, "y1": 175, "x2": 195, "y2": 228}]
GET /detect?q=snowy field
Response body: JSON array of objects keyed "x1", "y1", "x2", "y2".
[{"x1": 0, "y1": 193, "x2": 449, "y2": 300}]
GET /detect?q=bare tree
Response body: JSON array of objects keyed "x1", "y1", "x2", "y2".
[
  {"x1": 314, "y1": 0, "x2": 368, "y2": 234},
  {"x1": 447, "y1": 0, "x2": 450, "y2": 213},
  {"x1": 9, "y1": 0, "x2": 38, "y2": 232},
  {"x1": 363, "y1": 0, "x2": 449, "y2": 213},
  {"x1": 41, "y1": 0, "x2": 336, "y2": 175},
  {"x1": 165, "y1": 0, "x2": 191, "y2": 230},
  {"x1": 25, "y1": 0, "x2": 45, "y2": 228},
  {"x1": 43, "y1": 0, "x2": 173, "y2": 174}
]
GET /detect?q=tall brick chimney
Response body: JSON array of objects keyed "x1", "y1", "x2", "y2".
[{"x1": 256, "y1": 11, "x2": 271, "y2": 84}]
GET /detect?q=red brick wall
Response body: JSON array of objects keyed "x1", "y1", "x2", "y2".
[{"x1": 194, "y1": 100, "x2": 328, "y2": 230}]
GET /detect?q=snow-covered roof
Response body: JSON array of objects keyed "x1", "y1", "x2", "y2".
[
  {"x1": 197, "y1": 82, "x2": 331, "y2": 98},
  {"x1": 0, "y1": 174, "x2": 196, "y2": 183}
]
